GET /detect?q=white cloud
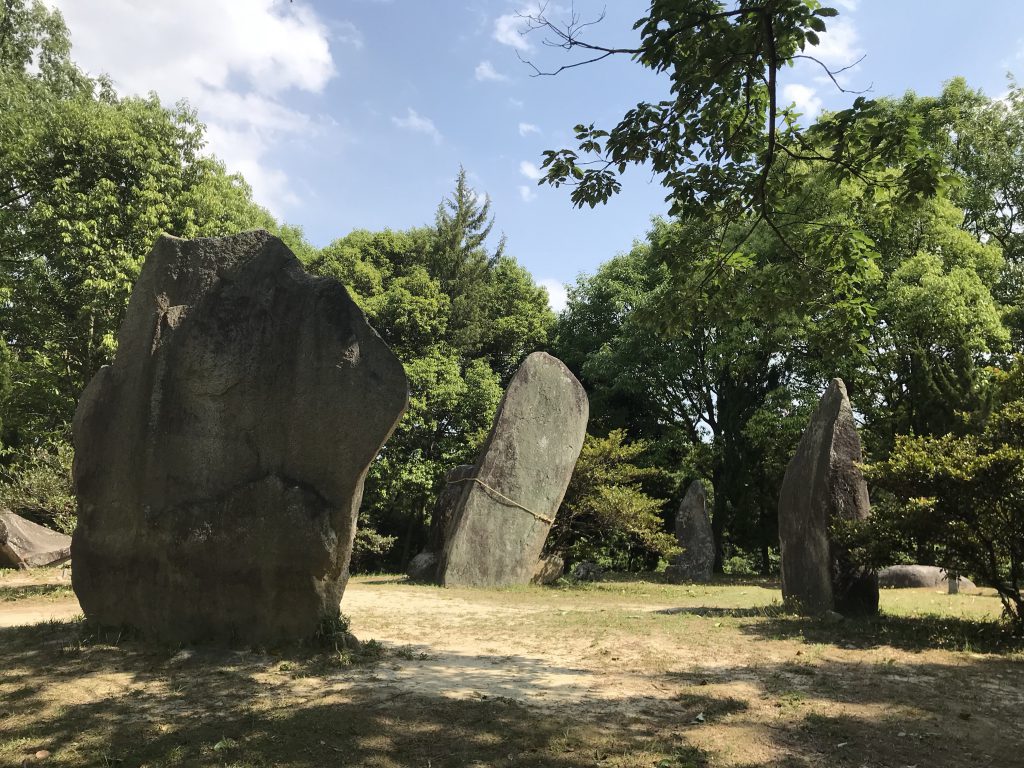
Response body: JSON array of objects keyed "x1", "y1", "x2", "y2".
[
  {"x1": 812, "y1": 18, "x2": 863, "y2": 70},
  {"x1": 508, "y1": 97, "x2": 525, "y2": 109},
  {"x1": 334, "y1": 20, "x2": 364, "y2": 50},
  {"x1": 782, "y1": 83, "x2": 822, "y2": 117},
  {"x1": 833, "y1": 0, "x2": 858, "y2": 11},
  {"x1": 538, "y1": 279, "x2": 568, "y2": 313},
  {"x1": 475, "y1": 60, "x2": 508, "y2": 82},
  {"x1": 494, "y1": 12, "x2": 531, "y2": 51},
  {"x1": 518, "y1": 185, "x2": 537, "y2": 203},
  {"x1": 519, "y1": 160, "x2": 544, "y2": 181},
  {"x1": 392, "y1": 108, "x2": 442, "y2": 144},
  {"x1": 518, "y1": 122, "x2": 540, "y2": 136},
  {"x1": 46, "y1": 0, "x2": 340, "y2": 215}
]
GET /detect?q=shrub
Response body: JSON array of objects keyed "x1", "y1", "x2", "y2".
[{"x1": 0, "y1": 439, "x2": 76, "y2": 533}]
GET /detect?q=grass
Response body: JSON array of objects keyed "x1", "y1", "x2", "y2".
[{"x1": 0, "y1": 572, "x2": 1021, "y2": 767}]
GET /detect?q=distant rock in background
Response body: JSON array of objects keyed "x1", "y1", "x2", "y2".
[
  {"x1": 879, "y1": 564, "x2": 975, "y2": 591},
  {"x1": 0, "y1": 510, "x2": 71, "y2": 569},
  {"x1": 406, "y1": 465, "x2": 476, "y2": 584},
  {"x1": 778, "y1": 378, "x2": 878, "y2": 616},
  {"x1": 665, "y1": 480, "x2": 714, "y2": 583},
  {"x1": 571, "y1": 561, "x2": 604, "y2": 582},
  {"x1": 437, "y1": 352, "x2": 588, "y2": 587},
  {"x1": 72, "y1": 232, "x2": 408, "y2": 645}
]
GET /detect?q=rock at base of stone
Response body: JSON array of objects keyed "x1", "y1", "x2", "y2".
[
  {"x1": 406, "y1": 552, "x2": 439, "y2": 583},
  {"x1": 71, "y1": 232, "x2": 408, "y2": 645},
  {"x1": 778, "y1": 378, "x2": 878, "y2": 617},
  {"x1": 666, "y1": 479, "x2": 715, "y2": 583},
  {"x1": 532, "y1": 555, "x2": 565, "y2": 585},
  {"x1": 572, "y1": 561, "x2": 604, "y2": 582},
  {"x1": 0, "y1": 510, "x2": 72, "y2": 569},
  {"x1": 437, "y1": 352, "x2": 588, "y2": 588},
  {"x1": 878, "y1": 564, "x2": 976, "y2": 591}
]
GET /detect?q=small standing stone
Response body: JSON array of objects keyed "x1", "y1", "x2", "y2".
[
  {"x1": 665, "y1": 480, "x2": 714, "y2": 583},
  {"x1": 778, "y1": 378, "x2": 878, "y2": 616},
  {"x1": 436, "y1": 352, "x2": 588, "y2": 587}
]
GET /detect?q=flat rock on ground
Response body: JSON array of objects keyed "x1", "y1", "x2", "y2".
[
  {"x1": 879, "y1": 564, "x2": 976, "y2": 590},
  {"x1": 0, "y1": 510, "x2": 71, "y2": 569}
]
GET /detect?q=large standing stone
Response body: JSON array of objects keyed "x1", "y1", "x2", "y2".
[
  {"x1": 778, "y1": 378, "x2": 878, "y2": 616},
  {"x1": 436, "y1": 352, "x2": 588, "y2": 587},
  {"x1": 665, "y1": 480, "x2": 714, "y2": 583},
  {"x1": 0, "y1": 510, "x2": 72, "y2": 569},
  {"x1": 72, "y1": 232, "x2": 408, "y2": 644}
]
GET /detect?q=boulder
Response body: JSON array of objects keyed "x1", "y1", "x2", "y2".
[
  {"x1": 406, "y1": 552, "x2": 439, "y2": 584},
  {"x1": 879, "y1": 564, "x2": 975, "y2": 591},
  {"x1": 0, "y1": 510, "x2": 72, "y2": 569},
  {"x1": 71, "y1": 231, "x2": 408, "y2": 645},
  {"x1": 571, "y1": 561, "x2": 604, "y2": 582},
  {"x1": 778, "y1": 378, "x2": 878, "y2": 616},
  {"x1": 532, "y1": 555, "x2": 565, "y2": 585},
  {"x1": 665, "y1": 480, "x2": 714, "y2": 583},
  {"x1": 436, "y1": 352, "x2": 588, "y2": 587}
]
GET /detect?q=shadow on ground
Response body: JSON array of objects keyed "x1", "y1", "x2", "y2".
[{"x1": 2, "y1": 613, "x2": 1022, "y2": 768}]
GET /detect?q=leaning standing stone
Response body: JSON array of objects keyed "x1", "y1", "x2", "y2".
[
  {"x1": 72, "y1": 232, "x2": 408, "y2": 645},
  {"x1": 437, "y1": 352, "x2": 588, "y2": 587},
  {"x1": 0, "y1": 510, "x2": 72, "y2": 569},
  {"x1": 778, "y1": 378, "x2": 878, "y2": 616},
  {"x1": 665, "y1": 480, "x2": 714, "y2": 583}
]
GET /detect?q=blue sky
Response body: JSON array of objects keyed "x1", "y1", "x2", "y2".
[{"x1": 49, "y1": 1, "x2": 1024, "y2": 310}]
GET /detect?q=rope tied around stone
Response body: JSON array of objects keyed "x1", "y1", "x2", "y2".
[{"x1": 449, "y1": 476, "x2": 554, "y2": 525}]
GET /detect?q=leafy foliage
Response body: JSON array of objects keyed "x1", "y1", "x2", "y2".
[
  {"x1": 0, "y1": 438, "x2": 75, "y2": 533},
  {"x1": 862, "y1": 372, "x2": 1024, "y2": 631},
  {"x1": 547, "y1": 430, "x2": 674, "y2": 570}
]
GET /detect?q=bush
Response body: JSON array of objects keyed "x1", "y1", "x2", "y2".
[
  {"x1": 349, "y1": 525, "x2": 398, "y2": 574},
  {"x1": 0, "y1": 439, "x2": 76, "y2": 534},
  {"x1": 547, "y1": 430, "x2": 676, "y2": 570},
  {"x1": 862, "y1": 396, "x2": 1024, "y2": 632}
]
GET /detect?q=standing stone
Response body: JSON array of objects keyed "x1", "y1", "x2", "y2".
[
  {"x1": 778, "y1": 378, "x2": 878, "y2": 616},
  {"x1": 436, "y1": 352, "x2": 588, "y2": 587},
  {"x1": 0, "y1": 510, "x2": 72, "y2": 569},
  {"x1": 665, "y1": 480, "x2": 715, "y2": 583},
  {"x1": 72, "y1": 232, "x2": 408, "y2": 645}
]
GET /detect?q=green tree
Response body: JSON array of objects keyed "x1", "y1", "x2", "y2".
[
  {"x1": 0, "y1": 1, "x2": 298, "y2": 453},
  {"x1": 548, "y1": 430, "x2": 674, "y2": 570},
  {"x1": 306, "y1": 175, "x2": 555, "y2": 568}
]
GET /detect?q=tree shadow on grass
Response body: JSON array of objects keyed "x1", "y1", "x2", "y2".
[{"x1": 0, "y1": 619, "x2": 727, "y2": 768}]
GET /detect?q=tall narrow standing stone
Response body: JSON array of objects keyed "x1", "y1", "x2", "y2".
[
  {"x1": 72, "y1": 232, "x2": 408, "y2": 644},
  {"x1": 437, "y1": 352, "x2": 588, "y2": 587},
  {"x1": 778, "y1": 378, "x2": 877, "y2": 616},
  {"x1": 665, "y1": 480, "x2": 714, "y2": 583}
]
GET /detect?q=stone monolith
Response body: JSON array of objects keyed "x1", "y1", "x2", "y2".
[
  {"x1": 665, "y1": 480, "x2": 714, "y2": 583},
  {"x1": 436, "y1": 352, "x2": 587, "y2": 587},
  {"x1": 778, "y1": 378, "x2": 878, "y2": 616},
  {"x1": 0, "y1": 510, "x2": 72, "y2": 569},
  {"x1": 72, "y1": 231, "x2": 408, "y2": 644}
]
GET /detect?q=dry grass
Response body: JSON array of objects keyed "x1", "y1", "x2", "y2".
[{"x1": 0, "y1": 571, "x2": 1021, "y2": 767}]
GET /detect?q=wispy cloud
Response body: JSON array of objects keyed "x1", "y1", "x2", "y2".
[
  {"x1": 519, "y1": 160, "x2": 544, "y2": 180},
  {"x1": 538, "y1": 278, "x2": 568, "y2": 313},
  {"x1": 518, "y1": 122, "x2": 540, "y2": 136},
  {"x1": 494, "y1": 12, "x2": 531, "y2": 50},
  {"x1": 782, "y1": 83, "x2": 822, "y2": 117},
  {"x1": 49, "y1": 0, "x2": 340, "y2": 215},
  {"x1": 392, "y1": 108, "x2": 442, "y2": 144},
  {"x1": 518, "y1": 185, "x2": 537, "y2": 203},
  {"x1": 475, "y1": 60, "x2": 509, "y2": 82}
]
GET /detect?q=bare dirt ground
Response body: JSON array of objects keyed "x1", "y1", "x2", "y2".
[{"x1": 1, "y1": 568, "x2": 1022, "y2": 767}]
